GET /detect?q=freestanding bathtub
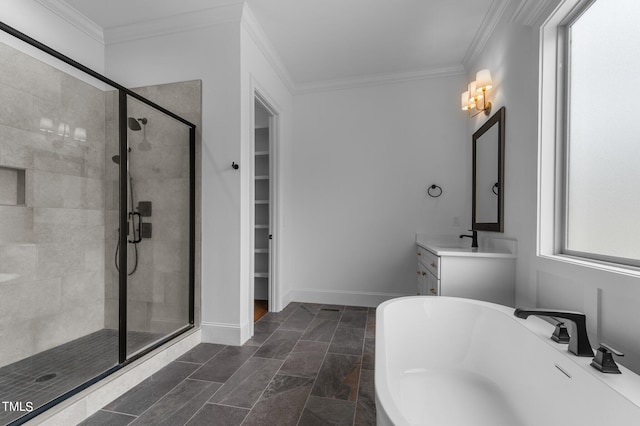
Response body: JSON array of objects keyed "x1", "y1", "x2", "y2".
[{"x1": 375, "y1": 296, "x2": 640, "y2": 426}]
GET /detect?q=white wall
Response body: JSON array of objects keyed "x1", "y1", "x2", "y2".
[
  {"x1": 289, "y1": 76, "x2": 468, "y2": 305},
  {"x1": 466, "y1": 6, "x2": 640, "y2": 373},
  {"x1": 0, "y1": 0, "x2": 105, "y2": 83}
]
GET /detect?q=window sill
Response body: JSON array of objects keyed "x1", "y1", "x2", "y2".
[{"x1": 538, "y1": 253, "x2": 640, "y2": 279}]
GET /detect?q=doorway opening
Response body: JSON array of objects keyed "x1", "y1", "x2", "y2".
[{"x1": 253, "y1": 96, "x2": 275, "y2": 322}]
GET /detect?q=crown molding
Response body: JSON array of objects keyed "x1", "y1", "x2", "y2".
[
  {"x1": 462, "y1": 0, "x2": 511, "y2": 70},
  {"x1": 240, "y1": 4, "x2": 296, "y2": 93},
  {"x1": 104, "y1": 2, "x2": 244, "y2": 45},
  {"x1": 509, "y1": 0, "x2": 559, "y2": 27},
  {"x1": 294, "y1": 65, "x2": 466, "y2": 95},
  {"x1": 34, "y1": 0, "x2": 104, "y2": 44}
]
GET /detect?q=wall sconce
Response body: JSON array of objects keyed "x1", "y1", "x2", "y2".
[{"x1": 461, "y1": 69, "x2": 493, "y2": 117}]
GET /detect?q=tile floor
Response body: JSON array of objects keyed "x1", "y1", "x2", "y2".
[
  {"x1": 81, "y1": 302, "x2": 376, "y2": 425},
  {"x1": 0, "y1": 330, "x2": 161, "y2": 425}
]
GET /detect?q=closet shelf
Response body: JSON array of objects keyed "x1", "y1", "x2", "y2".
[
  {"x1": 255, "y1": 200, "x2": 269, "y2": 204},
  {"x1": 255, "y1": 249, "x2": 269, "y2": 253},
  {"x1": 255, "y1": 224, "x2": 269, "y2": 229},
  {"x1": 255, "y1": 175, "x2": 269, "y2": 180},
  {"x1": 255, "y1": 272, "x2": 269, "y2": 278},
  {"x1": 255, "y1": 151, "x2": 269, "y2": 156}
]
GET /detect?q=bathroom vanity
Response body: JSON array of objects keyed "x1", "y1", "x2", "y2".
[{"x1": 416, "y1": 236, "x2": 516, "y2": 306}]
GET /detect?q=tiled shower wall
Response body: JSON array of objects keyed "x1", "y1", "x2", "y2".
[{"x1": 0, "y1": 42, "x2": 107, "y2": 367}]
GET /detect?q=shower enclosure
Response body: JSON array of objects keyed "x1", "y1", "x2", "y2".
[{"x1": 0, "y1": 23, "x2": 196, "y2": 425}]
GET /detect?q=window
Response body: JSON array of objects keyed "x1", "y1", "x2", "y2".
[{"x1": 561, "y1": 0, "x2": 640, "y2": 266}]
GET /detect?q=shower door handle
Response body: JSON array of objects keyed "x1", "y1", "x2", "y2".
[{"x1": 128, "y1": 212, "x2": 142, "y2": 243}]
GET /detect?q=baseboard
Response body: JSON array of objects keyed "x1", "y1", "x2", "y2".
[
  {"x1": 289, "y1": 288, "x2": 405, "y2": 308},
  {"x1": 280, "y1": 290, "x2": 293, "y2": 311},
  {"x1": 201, "y1": 321, "x2": 250, "y2": 346}
]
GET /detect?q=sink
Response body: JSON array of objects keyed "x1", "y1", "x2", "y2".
[
  {"x1": 433, "y1": 243, "x2": 467, "y2": 249},
  {"x1": 416, "y1": 234, "x2": 517, "y2": 259}
]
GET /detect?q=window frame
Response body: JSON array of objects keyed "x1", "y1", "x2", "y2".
[
  {"x1": 556, "y1": 0, "x2": 640, "y2": 268},
  {"x1": 537, "y1": 0, "x2": 640, "y2": 275}
]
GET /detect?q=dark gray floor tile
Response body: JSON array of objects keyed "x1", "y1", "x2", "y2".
[
  {"x1": 362, "y1": 338, "x2": 375, "y2": 370},
  {"x1": 131, "y1": 378, "x2": 221, "y2": 426},
  {"x1": 300, "y1": 303, "x2": 324, "y2": 314},
  {"x1": 259, "y1": 302, "x2": 301, "y2": 323},
  {"x1": 365, "y1": 311, "x2": 376, "y2": 339},
  {"x1": 355, "y1": 369, "x2": 376, "y2": 426},
  {"x1": 91, "y1": 303, "x2": 374, "y2": 426},
  {"x1": 311, "y1": 353, "x2": 361, "y2": 402},
  {"x1": 279, "y1": 306, "x2": 316, "y2": 332},
  {"x1": 209, "y1": 357, "x2": 282, "y2": 408},
  {"x1": 78, "y1": 410, "x2": 136, "y2": 426},
  {"x1": 189, "y1": 345, "x2": 259, "y2": 382},
  {"x1": 185, "y1": 403, "x2": 249, "y2": 426},
  {"x1": 253, "y1": 330, "x2": 302, "y2": 360},
  {"x1": 339, "y1": 310, "x2": 367, "y2": 328},
  {"x1": 241, "y1": 375, "x2": 314, "y2": 426},
  {"x1": 321, "y1": 305, "x2": 345, "y2": 311},
  {"x1": 246, "y1": 320, "x2": 281, "y2": 346},
  {"x1": 367, "y1": 307, "x2": 377, "y2": 318},
  {"x1": 280, "y1": 341, "x2": 328, "y2": 378},
  {"x1": 301, "y1": 318, "x2": 339, "y2": 342},
  {"x1": 317, "y1": 305, "x2": 344, "y2": 320},
  {"x1": 177, "y1": 343, "x2": 226, "y2": 364},
  {"x1": 299, "y1": 396, "x2": 356, "y2": 426},
  {"x1": 103, "y1": 362, "x2": 199, "y2": 415},
  {"x1": 329, "y1": 326, "x2": 365, "y2": 356}
]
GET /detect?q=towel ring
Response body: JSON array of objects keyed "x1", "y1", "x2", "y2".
[
  {"x1": 492, "y1": 182, "x2": 499, "y2": 195},
  {"x1": 427, "y1": 184, "x2": 443, "y2": 198}
]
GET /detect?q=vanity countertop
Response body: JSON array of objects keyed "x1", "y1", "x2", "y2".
[{"x1": 416, "y1": 234, "x2": 517, "y2": 259}]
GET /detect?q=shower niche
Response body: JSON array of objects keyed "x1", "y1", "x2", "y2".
[
  {"x1": 0, "y1": 22, "x2": 199, "y2": 425},
  {"x1": 0, "y1": 166, "x2": 25, "y2": 205}
]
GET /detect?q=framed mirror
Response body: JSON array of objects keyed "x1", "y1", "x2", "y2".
[{"x1": 472, "y1": 106, "x2": 505, "y2": 232}]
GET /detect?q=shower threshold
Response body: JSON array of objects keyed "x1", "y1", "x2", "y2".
[{"x1": 0, "y1": 329, "x2": 161, "y2": 425}]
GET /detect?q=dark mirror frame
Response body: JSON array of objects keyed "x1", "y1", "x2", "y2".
[{"x1": 472, "y1": 106, "x2": 505, "y2": 232}]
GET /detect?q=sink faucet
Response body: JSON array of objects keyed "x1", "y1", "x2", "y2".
[
  {"x1": 459, "y1": 229, "x2": 478, "y2": 248},
  {"x1": 514, "y1": 308, "x2": 593, "y2": 357}
]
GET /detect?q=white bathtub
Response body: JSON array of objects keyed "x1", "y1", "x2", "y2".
[{"x1": 375, "y1": 296, "x2": 640, "y2": 426}]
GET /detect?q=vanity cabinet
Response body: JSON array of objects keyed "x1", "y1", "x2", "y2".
[
  {"x1": 416, "y1": 242, "x2": 515, "y2": 307},
  {"x1": 416, "y1": 246, "x2": 439, "y2": 296}
]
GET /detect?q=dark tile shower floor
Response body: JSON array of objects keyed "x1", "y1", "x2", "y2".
[
  {"x1": 82, "y1": 303, "x2": 377, "y2": 426},
  {"x1": 0, "y1": 329, "x2": 161, "y2": 425}
]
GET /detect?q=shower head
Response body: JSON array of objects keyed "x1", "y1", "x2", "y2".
[{"x1": 128, "y1": 117, "x2": 147, "y2": 131}]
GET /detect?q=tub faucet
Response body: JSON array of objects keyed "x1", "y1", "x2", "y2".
[
  {"x1": 459, "y1": 230, "x2": 478, "y2": 248},
  {"x1": 514, "y1": 308, "x2": 594, "y2": 357}
]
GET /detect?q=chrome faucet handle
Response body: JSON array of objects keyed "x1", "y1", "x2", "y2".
[{"x1": 591, "y1": 343, "x2": 624, "y2": 374}]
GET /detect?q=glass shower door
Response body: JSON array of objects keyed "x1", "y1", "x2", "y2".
[
  {"x1": 0, "y1": 39, "x2": 121, "y2": 424},
  {"x1": 123, "y1": 95, "x2": 192, "y2": 357}
]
